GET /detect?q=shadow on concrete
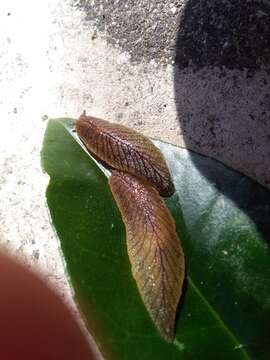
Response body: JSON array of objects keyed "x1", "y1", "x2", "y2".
[
  {"x1": 173, "y1": 0, "x2": 270, "y2": 246},
  {"x1": 175, "y1": 0, "x2": 270, "y2": 72}
]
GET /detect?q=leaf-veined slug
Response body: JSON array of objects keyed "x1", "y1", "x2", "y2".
[
  {"x1": 75, "y1": 113, "x2": 185, "y2": 342},
  {"x1": 76, "y1": 112, "x2": 174, "y2": 197}
]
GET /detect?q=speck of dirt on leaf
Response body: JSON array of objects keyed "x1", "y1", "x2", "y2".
[{"x1": 175, "y1": 341, "x2": 185, "y2": 351}]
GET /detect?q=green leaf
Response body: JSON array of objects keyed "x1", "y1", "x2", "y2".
[{"x1": 41, "y1": 119, "x2": 270, "y2": 360}]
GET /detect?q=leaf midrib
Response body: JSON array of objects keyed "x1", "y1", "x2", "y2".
[{"x1": 187, "y1": 277, "x2": 251, "y2": 360}]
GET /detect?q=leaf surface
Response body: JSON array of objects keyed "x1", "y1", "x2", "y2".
[{"x1": 41, "y1": 118, "x2": 270, "y2": 360}]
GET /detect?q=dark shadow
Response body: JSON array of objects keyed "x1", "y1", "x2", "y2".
[
  {"x1": 175, "y1": 0, "x2": 270, "y2": 72},
  {"x1": 174, "y1": 0, "x2": 270, "y2": 246}
]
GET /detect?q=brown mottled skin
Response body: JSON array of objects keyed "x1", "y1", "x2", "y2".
[
  {"x1": 75, "y1": 113, "x2": 185, "y2": 342},
  {"x1": 109, "y1": 171, "x2": 185, "y2": 342},
  {"x1": 75, "y1": 113, "x2": 174, "y2": 197}
]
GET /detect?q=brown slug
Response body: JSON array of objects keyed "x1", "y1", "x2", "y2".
[
  {"x1": 75, "y1": 112, "x2": 185, "y2": 342},
  {"x1": 75, "y1": 112, "x2": 174, "y2": 197},
  {"x1": 109, "y1": 171, "x2": 185, "y2": 342}
]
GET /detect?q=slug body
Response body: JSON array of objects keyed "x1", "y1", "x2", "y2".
[
  {"x1": 109, "y1": 171, "x2": 185, "y2": 342},
  {"x1": 75, "y1": 113, "x2": 174, "y2": 197},
  {"x1": 75, "y1": 113, "x2": 185, "y2": 342}
]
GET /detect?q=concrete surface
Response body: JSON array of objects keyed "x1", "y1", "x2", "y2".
[
  {"x1": 0, "y1": 0, "x2": 269, "y2": 356},
  {"x1": 174, "y1": 0, "x2": 270, "y2": 190},
  {"x1": 76, "y1": 0, "x2": 270, "y2": 188}
]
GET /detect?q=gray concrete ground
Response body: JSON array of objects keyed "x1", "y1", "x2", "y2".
[{"x1": 0, "y1": 0, "x2": 269, "y2": 355}]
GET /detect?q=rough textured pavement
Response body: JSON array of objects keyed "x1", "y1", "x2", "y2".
[
  {"x1": 76, "y1": 0, "x2": 270, "y2": 189},
  {"x1": 0, "y1": 0, "x2": 269, "y2": 356}
]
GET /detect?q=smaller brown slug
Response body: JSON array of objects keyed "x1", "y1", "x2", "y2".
[{"x1": 75, "y1": 112, "x2": 174, "y2": 197}]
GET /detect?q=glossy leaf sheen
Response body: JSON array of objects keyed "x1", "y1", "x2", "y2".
[
  {"x1": 41, "y1": 119, "x2": 270, "y2": 360},
  {"x1": 76, "y1": 114, "x2": 174, "y2": 196},
  {"x1": 109, "y1": 171, "x2": 185, "y2": 342}
]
